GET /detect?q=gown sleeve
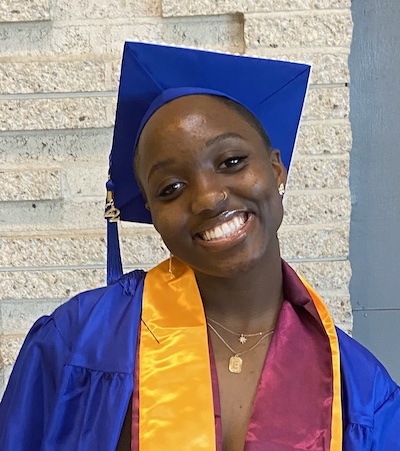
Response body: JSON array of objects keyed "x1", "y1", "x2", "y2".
[
  {"x1": 0, "y1": 314, "x2": 71, "y2": 450},
  {"x1": 0, "y1": 274, "x2": 143, "y2": 451},
  {"x1": 339, "y1": 327, "x2": 400, "y2": 450},
  {"x1": 371, "y1": 385, "x2": 400, "y2": 449}
]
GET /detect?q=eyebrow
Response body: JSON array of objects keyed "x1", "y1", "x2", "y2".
[
  {"x1": 147, "y1": 158, "x2": 175, "y2": 183},
  {"x1": 205, "y1": 132, "x2": 246, "y2": 147}
]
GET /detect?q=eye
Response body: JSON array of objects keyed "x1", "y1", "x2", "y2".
[
  {"x1": 158, "y1": 181, "x2": 184, "y2": 198},
  {"x1": 219, "y1": 156, "x2": 247, "y2": 170}
]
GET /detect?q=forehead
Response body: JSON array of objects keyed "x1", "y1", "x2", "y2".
[{"x1": 138, "y1": 95, "x2": 252, "y2": 143}]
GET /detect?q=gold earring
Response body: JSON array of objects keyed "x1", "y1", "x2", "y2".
[
  {"x1": 278, "y1": 183, "x2": 285, "y2": 196},
  {"x1": 168, "y1": 253, "x2": 174, "y2": 279},
  {"x1": 221, "y1": 191, "x2": 227, "y2": 201}
]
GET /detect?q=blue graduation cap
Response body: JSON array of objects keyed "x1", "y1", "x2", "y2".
[{"x1": 105, "y1": 42, "x2": 311, "y2": 284}]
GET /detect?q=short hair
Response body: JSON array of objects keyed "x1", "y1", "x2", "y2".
[{"x1": 215, "y1": 96, "x2": 272, "y2": 152}]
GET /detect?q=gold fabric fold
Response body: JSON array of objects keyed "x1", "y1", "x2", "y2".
[
  {"x1": 300, "y1": 276, "x2": 343, "y2": 450},
  {"x1": 139, "y1": 259, "x2": 216, "y2": 450}
]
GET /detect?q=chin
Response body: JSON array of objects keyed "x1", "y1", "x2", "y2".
[
  {"x1": 175, "y1": 233, "x2": 281, "y2": 279},
  {"x1": 191, "y1": 250, "x2": 268, "y2": 280}
]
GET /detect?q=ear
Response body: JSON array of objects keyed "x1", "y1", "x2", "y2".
[{"x1": 269, "y1": 149, "x2": 287, "y2": 187}]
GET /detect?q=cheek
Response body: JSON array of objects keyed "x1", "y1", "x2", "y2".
[
  {"x1": 152, "y1": 212, "x2": 171, "y2": 236},
  {"x1": 249, "y1": 167, "x2": 284, "y2": 224},
  {"x1": 152, "y1": 208, "x2": 184, "y2": 243},
  {"x1": 243, "y1": 165, "x2": 277, "y2": 199}
]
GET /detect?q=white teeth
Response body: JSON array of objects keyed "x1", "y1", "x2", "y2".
[
  {"x1": 214, "y1": 225, "x2": 224, "y2": 239},
  {"x1": 200, "y1": 214, "x2": 247, "y2": 241},
  {"x1": 222, "y1": 223, "x2": 231, "y2": 234}
]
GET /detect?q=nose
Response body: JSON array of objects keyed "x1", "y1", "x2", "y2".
[{"x1": 190, "y1": 176, "x2": 227, "y2": 216}]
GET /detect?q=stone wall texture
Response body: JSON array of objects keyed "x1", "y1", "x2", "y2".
[{"x1": 0, "y1": 0, "x2": 353, "y2": 395}]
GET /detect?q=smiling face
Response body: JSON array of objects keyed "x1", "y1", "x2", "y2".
[{"x1": 135, "y1": 95, "x2": 287, "y2": 278}]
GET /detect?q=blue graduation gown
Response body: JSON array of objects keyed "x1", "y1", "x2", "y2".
[{"x1": 1, "y1": 269, "x2": 399, "y2": 450}]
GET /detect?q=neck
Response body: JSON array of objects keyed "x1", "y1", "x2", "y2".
[{"x1": 195, "y1": 249, "x2": 284, "y2": 333}]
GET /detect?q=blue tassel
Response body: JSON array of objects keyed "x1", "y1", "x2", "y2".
[{"x1": 107, "y1": 219, "x2": 123, "y2": 285}]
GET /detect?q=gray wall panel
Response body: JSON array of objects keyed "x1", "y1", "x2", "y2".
[
  {"x1": 352, "y1": 310, "x2": 400, "y2": 383},
  {"x1": 349, "y1": 0, "x2": 400, "y2": 382}
]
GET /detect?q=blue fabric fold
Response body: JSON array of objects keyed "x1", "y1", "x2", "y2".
[
  {"x1": 0, "y1": 270, "x2": 145, "y2": 450},
  {"x1": 338, "y1": 328, "x2": 400, "y2": 449}
]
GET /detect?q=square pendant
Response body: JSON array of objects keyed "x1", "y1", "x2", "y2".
[{"x1": 229, "y1": 355, "x2": 243, "y2": 374}]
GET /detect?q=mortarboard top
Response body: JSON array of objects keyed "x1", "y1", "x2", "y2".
[{"x1": 105, "y1": 41, "x2": 311, "y2": 284}]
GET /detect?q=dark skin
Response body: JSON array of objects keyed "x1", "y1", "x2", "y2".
[{"x1": 136, "y1": 95, "x2": 287, "y2": 451}]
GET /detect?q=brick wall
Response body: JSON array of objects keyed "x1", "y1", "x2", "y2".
[{"x1": 0, "y1": 0, "x2": 353, "y2": 395}]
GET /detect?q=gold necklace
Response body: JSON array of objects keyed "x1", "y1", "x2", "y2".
[
  {"x1": 207, "y1": 322, "x2": 275, "y2": 374},
  {"x1": 207, "y1": 317, "x2": 274, "y2": 344}
]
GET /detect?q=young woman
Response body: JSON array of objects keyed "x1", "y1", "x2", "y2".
[{"x1": 1, "y1": 42, "x2": 399, "y2": 450}]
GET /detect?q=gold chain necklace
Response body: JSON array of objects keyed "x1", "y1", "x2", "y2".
[
  {"x1": 207, "y1": 317, "x2": 274, "y2": 344},
  {"x1": 207, "y1": 322, "x2": 275, "y2": 374}
]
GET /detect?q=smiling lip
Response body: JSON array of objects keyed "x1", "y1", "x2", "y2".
[{"x1": 195, "y1": 211, "x2": 252, "y2": 247}]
